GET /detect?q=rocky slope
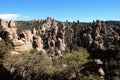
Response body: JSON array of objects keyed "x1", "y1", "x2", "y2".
[{"x1": 0, "y1": 17, "x2": 120, "y2": 80}]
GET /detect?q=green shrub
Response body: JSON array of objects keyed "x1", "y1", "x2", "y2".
[
  {"x1": 2, "y1": 47, "x2": 101, "y2": 80},
  {"x1": 0, "y1": 40, "x2": 11, "y2": 57},
  {"x1": 3, "y1": 50, "x2": 53, "y2": 80}
]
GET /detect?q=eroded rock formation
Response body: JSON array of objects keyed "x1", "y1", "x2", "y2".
[{"x1": 0, "y1": 18, "x2": 120, "y2": 80}]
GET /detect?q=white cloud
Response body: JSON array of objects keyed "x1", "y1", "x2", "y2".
[{"x1": 0, "y1": 14, "x2": 29, "y2": 20}]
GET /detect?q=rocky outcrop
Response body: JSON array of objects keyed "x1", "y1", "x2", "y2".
[
  {"x1": 0, "y1": 18, "x2": 67, "y2": 56},
  {"x1": 0, "y1": 18, "x2": 120, "y2": 80},
  {"x1": 12, "y1": 39, "x2": 32, "y2": 52},
  {"x1": 39, "y1": 17, "x2": 66, "y2": 56},
  {"x1": 79, "y1": 20, "x2": 120, "y2": 80},
  {"x1": 0, "y1": 19, "x2": 8, "y2": 28},
  {"x1": 0, "y1": 19, "x2": 18, "y2": 40},
  {"x1": 80, "y1": 20, "x2": 120, "y2": 50},
  {"x1": 0, "y1": 20, "x2": 33, "y2": 52}
]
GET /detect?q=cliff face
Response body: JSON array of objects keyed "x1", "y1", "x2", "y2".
[{"x1": 0, "y1": 18, "x2": 120, "y2": 80}]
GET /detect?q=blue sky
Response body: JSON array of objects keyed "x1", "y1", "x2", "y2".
[{"x1": 0, "y1": 0, "x2": 120, "y2": 22}]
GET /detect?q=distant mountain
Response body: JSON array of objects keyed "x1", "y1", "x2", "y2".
[{"x1": 105, "y1": 21, "x2": 120, "y2": 27}]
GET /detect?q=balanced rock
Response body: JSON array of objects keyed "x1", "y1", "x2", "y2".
[
  {"x1": 8, "y1": 20, "x2": 16, "y2": 28},
  {"x1": 33, "y1": 36, "x2": 43, "y2": 51}
]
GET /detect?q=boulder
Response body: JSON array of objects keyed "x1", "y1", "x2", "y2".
[
  {"x1": 98, "y1": 67, "x2": 105, "y2": 76},
  {"x1": 6, "y1": 28, "x2": 18, "y2": 39},
  {"x1": 0, "y1": 18, "x2": 8, "y2": 28},
  {"x1": 8, "y1": 20, "x2": 16, "y2": 28},
  {"x1": 95, "y1": 59, "x2": 103, "y2": 64},
  {"x1": 87, "y1": 33, "x2": 93, "y2": 45},
  {"x1": 58, "y1": 38, "x2": 66, "y2": 51},
  {"x1": 7, "y1": 34, "x2": 14, "y2": 40},
  {"x1": 55, "y1": 49, "x2": 62, "y2": 58},
  {"x1": 12, "y1": 40, "x2": 25, "y2": 47},
  {"x1": 95, "y1": 20, "x2": 102, "y2": 33},
  {"x1": 32, "y1": 28, "x2": 37, "y2": 35},
  {"x1": 0, "y1": 19, "x2": 18, "y2": 40},
  {"x1": 52, "y1": 25, "x2": 58, "y2": 36},
  {"x1": 13, "y1": 41, "x2": 32, "y2": 52},
  {"x1": 101, "y1": 21, "x2": 107, "y2": 34},
  {"x1": 10, "y1": 51, "x2": 19, "y2": 55},
  {"x1": 24, "y1": 30, "x2": 33, "y2": 42},
  {"x1": 60, "y1": 22, "x2": 66, "y2": 30},
  {"x1": 33, "y1": 36, "x2": 43, "y2": 51},
  {"x1": 93, "y1": 41, "x2": 104, "y2": 50},
  {"x1": 40, "y1": 25, "x2": 46, "y2": 34},
  {"x1": 82, "y1": 33, "x2": 93, "y2": 47}
]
